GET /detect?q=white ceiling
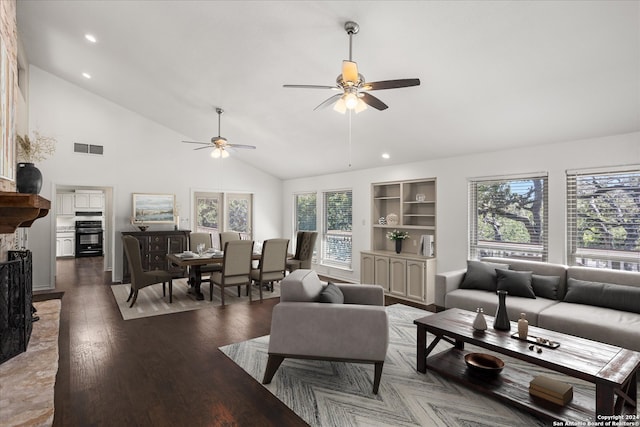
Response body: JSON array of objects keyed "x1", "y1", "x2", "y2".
[{"x1": 16, "y1": 1, "x2": 640, "y2": 180}]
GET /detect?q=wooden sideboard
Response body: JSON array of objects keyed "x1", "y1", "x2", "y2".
[{"x1": 121, "y1": 230, "x2": 190, "y2": 283}]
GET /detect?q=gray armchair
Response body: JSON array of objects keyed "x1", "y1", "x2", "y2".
[{"x1": 262, "y1": 269, "x2": 389, "y2": 394}]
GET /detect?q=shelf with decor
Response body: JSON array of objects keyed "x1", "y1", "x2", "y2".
[{"x1": 364, "y1": 178, "x2": 437, "y2": 307}]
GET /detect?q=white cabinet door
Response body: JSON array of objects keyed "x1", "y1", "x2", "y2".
[
  {"x1": 406, "y1": 260, "x2": 426, "y2": 302},
  {"x1": 61, "y1": 238, "x2": 75, "y2": 256},
  {"x1": 74, "y1": 193, "x2": 90, "y2": 209},
  {"x1": 89, "y1": 193, "x2": 104, "y2": 209},
  {"x1": 373, "y1": 255, "x2": 390, "y2": 291},
  {"x1": 56, "y1": 238, "x2": 62, "y2": 257},
  {"x1": 389, "y1": 257, "x2": 406, "y2": 296},
  {"x1": 360, "y1": 253, "x2": 375, "y2": 284}
]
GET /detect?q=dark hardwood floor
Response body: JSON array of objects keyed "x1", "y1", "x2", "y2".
[
  {"x1": 51, "y1": 257, "x2": 307, "y2": 426},
  {"x1": 49, "y1": 257, "x2": 435, "y2": 426}
]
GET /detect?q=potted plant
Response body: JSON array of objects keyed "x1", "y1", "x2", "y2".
[
  {"x1": 387, "y1": 229, "x2": 410, "y2": 254},
  {"x1": 16, "y1": 131, "x2": 56, "y2": 194}
]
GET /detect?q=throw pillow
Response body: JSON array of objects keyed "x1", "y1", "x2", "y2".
[
  {"x1": 460, "y1": 260, "x2": 511, "y2": 292},
  {"x1": 318, "y1": 282, "x2": 344, "y2": 304},
  {"x1": 496, "y1": 269, "x2": 536, "y2": 298},
  {"x1": 564, "y1": 278, "x2": 640, "y2": 314},
  {"x1": 531, "y1": 275, "x2": 561, "y2": 300}
]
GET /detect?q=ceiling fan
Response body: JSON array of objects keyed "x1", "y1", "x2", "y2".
[
  {"x1": 283, "y1": 21, "x2": 420, "y2": 113},
  {"x1": 182, "y1": 108, "x2": 256, "y2": 158}
]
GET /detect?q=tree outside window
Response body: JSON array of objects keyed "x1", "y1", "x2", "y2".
[
  {"x1": 469, "y1": 175, "x2": 548, "y2": 261},
  {"x1": 567, "y1": 168, "x2": 640, "y2": 271}
]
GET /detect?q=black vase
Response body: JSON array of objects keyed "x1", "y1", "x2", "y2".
[
  {"x1": 16, "y1": 163, "x2": 43, "y2": 194},
  {"x1": 493, "y1": 290, "x2": 511, "y2": 331},
  {"x1": 395, "y1": 239, "x2": 402, "y2": 254}
]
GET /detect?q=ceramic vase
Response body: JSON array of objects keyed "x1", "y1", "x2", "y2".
[
  {"x1": 16, "y1": 162, "x2": 43, "y2": 194},
  {"x1": 493, "y1": 290, "x2": 511, "y2": 331},
  {"x1": 473, "y1": 308, "x2": 487, "y2": 331},
  {"x1": 395, "y1": 239, "x2": 402, "y2": 254},
  {"x1": 518, "y1": 312, "x2": 529, "y2": 339}
]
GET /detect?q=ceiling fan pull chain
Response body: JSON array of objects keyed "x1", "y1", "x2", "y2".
[{"x1": 348, "y1": 110, "x2": 352, "y2": 168}]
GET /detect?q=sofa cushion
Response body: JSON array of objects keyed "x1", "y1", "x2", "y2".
[
  {"x1": 538, "y1": 302, "x2": 640, "y2": 352},
  {"x1": 318, "y1": 282, "x2": 344, "y2": 304},
  {"x1": 496, "y1": 269, "x2": 535, "y2": 298},
  {"x1": 531, "y1": 275, "x2": 561, "y2": 300},
  {"x1": 459, "y1": 260, "x2": 510, "y2": 292},
  {"x1": 564, "y1": 278, "x2": 640, "y2": 314},
  {"x1": 482, "y1": 257, "x2": 568, "y2": 298}
]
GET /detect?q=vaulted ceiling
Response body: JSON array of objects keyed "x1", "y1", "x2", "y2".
[{"x1": 16, "y1": 1, "x2": 640, "y2": 179}]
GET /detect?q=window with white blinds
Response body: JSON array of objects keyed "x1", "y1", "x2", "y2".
[
  {"x1": 294, "y1": 192, "x2": 318, "y2": 262},
  {"x1": 469, "y1": 174, "x2": 548, "y2": 262},
  {"x1": 566, "y1": 166, "x2": 640, "y2": 271},
  {"x1": 322, "y1": 190, "x2": 352, "y2": 268}
]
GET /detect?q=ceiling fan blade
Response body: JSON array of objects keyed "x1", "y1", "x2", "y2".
[
  {"x1": 342, "y1": 60, "x2": 359, "y2": 84},
  {"x1": 362, "y1": 78, "x2": 421, "y2": 91},
  {"x1": 226, "y1": 144, "x2": 256, "y2": 150},
  {"x1": 194, "y1": 146, "x2": 213, "y2": 151},
  {"x1": 283, "y1": 84, "x2": 339, "y2": 90},
  {"x1": 314, "y1": 93, "x2": 343, "y2": 111},
  {"x1": 182, "y1": 140, "x2": 209, "y2": 145},
  {"x1": 360, "y1": 92, "x2": 388, "y2": 111}
]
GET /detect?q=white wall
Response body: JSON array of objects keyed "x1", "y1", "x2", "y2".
[
  {"x1": 27, "y1": 66, "x2": 283, "y2": 289},
  {"x1": 283, "y1": 132, "x2": 640, "y2": 282}
]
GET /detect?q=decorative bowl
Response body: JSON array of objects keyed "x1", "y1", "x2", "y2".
[
  {"x1": 464, "y1": 353, "x2": 504, "y2": 375},
  {"x1": 137, "y1": 225, "x2": 148, "y2": 232},
  {"x1": 386, "y1": 213, "x2": 399, "y2": 226}
]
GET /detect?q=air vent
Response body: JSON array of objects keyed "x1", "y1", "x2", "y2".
[{"x1": 74, "y1": 143, "x2": 104, "y2": 155}]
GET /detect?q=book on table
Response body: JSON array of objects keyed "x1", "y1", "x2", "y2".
[{"x1": 529, "y1": 375, "x2": 573, "y2": 406}]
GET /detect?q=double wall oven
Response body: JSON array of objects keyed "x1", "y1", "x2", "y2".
[{"x1": 75, "y1": 212, "x2": 103, "y2": 257}]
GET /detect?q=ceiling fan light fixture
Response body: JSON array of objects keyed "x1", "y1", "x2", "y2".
[
  {"x1": 344, "y1": 92, "x2": 359, "y2": 110},
  {"x1": 354, "y1": 98, "x2": 368, "y2": 113},
  {"x1": 333, "y1": 98, "x2": 347, "y2": 114},
  {"x1": 211, "y1": 148, "x2": 221, "y2": 158},
  {"x1": 221, "y1": 149, "x2": 230, "y2": 159},
  {"x1": 342, "y1": 60, "x2": 359, "y2": 84}
]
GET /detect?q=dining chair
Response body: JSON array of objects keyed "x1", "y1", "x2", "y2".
[
  {"x1": 189, "y1": 232, "x2": 222, "y2": 283},
  {"x1": 122, "y1": 235, "x2": 174, "y2": 307},
  {"x1": 285, "y1": 231, "x2": 318, "y2": 272},
  {"x1": 209, "y1": 240, "x2": 254, "y2": 305},
  {"x1": 250, "y1": 238, "x2": 289, "y2": 299},
  {"x1": 219, "y1": 231, "x2": 241, "y2": 250}
]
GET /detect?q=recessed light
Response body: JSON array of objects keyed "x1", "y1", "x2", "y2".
[
  {"x1": 85, "y1": 34, "x2": 97, "y2": 43},
  {"x1": 382, "y1": 153, "x2": 390, "y2": 159},
  {"x1": 82, "y1": 72, "x2": 91, "y2": 79}
]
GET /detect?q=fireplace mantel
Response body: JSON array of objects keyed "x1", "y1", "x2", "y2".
[{"x1": 0, "y1": 192, "x2": 51, "y2": 234}]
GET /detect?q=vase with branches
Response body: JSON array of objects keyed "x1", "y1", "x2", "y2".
[{"x1": 15, "y1": 131, "x2": 57, "y2": 194}]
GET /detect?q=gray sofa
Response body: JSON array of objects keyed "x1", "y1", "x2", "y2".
[{"x1": 435, "y1": 258, "x2": 640, "y2": 351}]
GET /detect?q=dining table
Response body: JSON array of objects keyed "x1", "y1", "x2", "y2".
[{"x1": 166, "y1": 251, "x2": 262, "y2": 300}]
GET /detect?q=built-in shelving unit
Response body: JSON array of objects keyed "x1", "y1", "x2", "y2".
[{"x1": 363, "y1": 178, "x2": 437, "y2": 306}]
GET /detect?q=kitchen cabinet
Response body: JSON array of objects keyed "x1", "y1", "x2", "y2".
[
  {"x1": 121, "y1": 230, "x2": 190, "y2": 283},
  {"x1": 74, "y1": 192, "x2": 104, "y2": 210},
  {"x1": 56, "y1": 232, "x2": 75, "y2": 257},
  {"x1": 56, "y1": 193, "x2": 75, "y2": 216}
]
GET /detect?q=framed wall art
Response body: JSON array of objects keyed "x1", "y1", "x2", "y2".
[{"x1": 132, "y1": 193, "x2": 175, "y2": 224}]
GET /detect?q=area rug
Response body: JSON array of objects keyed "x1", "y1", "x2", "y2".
[
  {"x1": 0, "y1": 299, "x2": 61, "y2": 427},
  {"x1": 111, "y1": 278, "x2": 281, "y2": 320},
  {"x1": 220, "y1": 304, "x2": 596, "y2": 427}
]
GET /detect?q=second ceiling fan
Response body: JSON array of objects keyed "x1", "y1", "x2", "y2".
[
  {"x1": 182, "y1": 108, "x2": 256, "y2": 158},
  {"x1": 284, "y1": 21, "x2": 420, "y2": 113}
]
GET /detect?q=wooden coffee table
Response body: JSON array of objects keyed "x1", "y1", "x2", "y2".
[{"x1": 414, "y1": 308, "x2": 640, "y2": 422}]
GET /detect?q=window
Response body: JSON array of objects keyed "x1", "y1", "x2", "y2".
[
  {"x1": 322, "y1": 190, "x2": 352, "y2": 268},
  {"x1": 567, "y1": 167, "x2": 640, "y2": 271},
  {"x1": 294, "y1": 193, "x2": 317, "y2": 233},
  {"x1": 194, "y1": 191, "x2": 253, "y2": 248},
  {"x1": 469, "y1": 174, "x2": 548, "y2": 261}
]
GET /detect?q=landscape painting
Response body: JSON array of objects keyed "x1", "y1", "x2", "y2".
[{"x1": 132, "y1": 193, "x2": 175, "y2": 223}]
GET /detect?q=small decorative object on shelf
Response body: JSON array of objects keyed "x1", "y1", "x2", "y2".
[
  {"x1": 385, "y1": 213, "x2": 399, "y2": 226},
  {"x1": 378, "y1": 217, "x2": 386, "y2": 225},
  {"x1": 518, "y1": 312, "x2": 529, "y2": 339},
  {"x1": 473, "y1": 308, "x2": 487, "y2": 332},
  {"x1": 387, "y1": 229, "x2": 409, "y2": 254},
  {"x1": 493, "y1": 290, "x2": 510, "y2": 331},
  {"x1": 416, "y1": 193, "x2": 426, "y2": 202}
]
